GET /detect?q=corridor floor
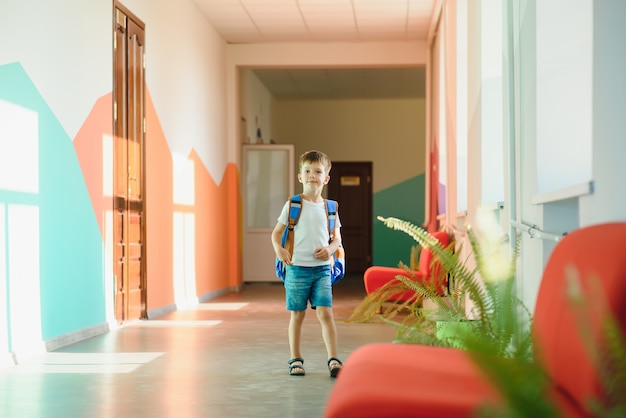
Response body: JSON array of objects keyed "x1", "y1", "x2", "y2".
[{"x1": 0, "y1": 277, "x2": 396, "y2": 418}]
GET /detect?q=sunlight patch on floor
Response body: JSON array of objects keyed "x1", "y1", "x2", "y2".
[
  {"x1": 11, "y1": 352, "x2": 164, "y2": 374},
  {"x1": 130, "y1": 320, "x2": 222, "y2": 327},
  {"x1": 196, "y1": 302, "x2": 249, "y2": 311}
]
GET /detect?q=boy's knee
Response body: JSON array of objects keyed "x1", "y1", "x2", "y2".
[
  {"x1": 315, "y1": 306, "x2": 333, "y2": 321},
  {"x1": 291, "y1": 310, "x2": 306, "y2": 321}
]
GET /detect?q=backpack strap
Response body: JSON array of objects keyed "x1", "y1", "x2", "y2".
[
  {"x1": 325, "y1": 199, "x2": 338, "y2": 241},
  {"x1": 324, "y1": 198, "x2": 345, "y2": 284},
  {"x1": 284, "y1": 195, "x2": 303, "y2": 256},
  {"x1": 287, "y1": 194, "x2": 303, "y2": 231}
]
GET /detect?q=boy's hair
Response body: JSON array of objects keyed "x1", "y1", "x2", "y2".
[{"x1": 299, "y1": 150, "x2": 332, "y2": 172}]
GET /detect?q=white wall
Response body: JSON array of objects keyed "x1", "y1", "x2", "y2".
[
  {"x1": 535, "y1": 0, "x2": 593, "y2": 196},
  {"x1": 0, "y1": 0, "x2": 111, "y2": 140},
  {"x1": 240, "y1": 69, "x2": 275, "y2": 145},
  {"x1": 581, "y1": 0, "x2": 626, "y2": 225},
  {"x1": 510, "y1": 0, "x2": 625, "y2": 311},
  {"x1": 273, "y1": 98, "x2": 425, "y2": 193},
  {"x1": 123, "y1": 0, "x2": 229, "y2": 183}
]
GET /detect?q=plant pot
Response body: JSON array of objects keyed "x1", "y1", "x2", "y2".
[{"x1": 435, "y1": 320, "x2": 479, "y2": 349}]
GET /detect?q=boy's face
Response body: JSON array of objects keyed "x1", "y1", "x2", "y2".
[{"x1": 298, "y1": 161, "x2": 330, "y2": 191}]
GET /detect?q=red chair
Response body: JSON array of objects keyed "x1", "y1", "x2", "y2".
[
  {"x1": 363, "y1": 230, "x2": 451, "y2": 301},
  {"x1": 325, "y1": 222, "x2": 626, "y2": 417}
]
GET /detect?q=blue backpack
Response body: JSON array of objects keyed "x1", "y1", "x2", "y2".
[{"x1": 275, "y1": 194, "x2": 346, "y2": 284}]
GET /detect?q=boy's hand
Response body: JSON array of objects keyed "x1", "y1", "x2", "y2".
[
  {"x1": 277, "y1": 247, "x2": 292, "y2": 265},
  {"x1": 314, "y1": 247, "x2": 332, "y2": 261}
]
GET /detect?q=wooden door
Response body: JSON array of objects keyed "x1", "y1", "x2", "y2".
[
  {"x1": 327, "y1": 162, "x2": 373, "y2": 275},
  {"x1": 113, "y1": 4, "x2": 146, "y2": 322}
]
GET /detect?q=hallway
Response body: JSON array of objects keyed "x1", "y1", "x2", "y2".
[{"x1": 0, "y1": 277, "x2": 396, "y2": 418}]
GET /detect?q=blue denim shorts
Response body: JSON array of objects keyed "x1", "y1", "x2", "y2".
[{"x1": 284, "y1": 265, "x2": 332, "y2": 311}]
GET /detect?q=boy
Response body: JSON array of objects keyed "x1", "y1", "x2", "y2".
[{"x1": 271, "y1": 150, "x2": 343, "y2": 377}]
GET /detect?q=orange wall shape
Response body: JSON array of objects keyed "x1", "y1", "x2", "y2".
[
  {"x1": 146, "y1": 92, "x2": 243, "y2": 307},
  {"x1": 73, "y1": 93, "x2": 113, "y2": 238},
  {"x1": 144, "y1": 89, "x2": 175, "y2": 310},
  {"x1": 74, "y1": 89, "x2": 242, "y2": 313},
  {"x1": 190, "y1": 150, "x2": 230, "y2": 296}
]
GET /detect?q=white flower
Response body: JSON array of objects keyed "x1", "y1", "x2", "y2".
[{"x1": 473, "y1": 210, "x2": 512, "y2": 282}]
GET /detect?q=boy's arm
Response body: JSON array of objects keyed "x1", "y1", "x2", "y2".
[
  {"x1": 271, "y1": 221, "x2": 292, "y2": 265},
  {"x1": 329, "y1": 225, "x2": 342, "y2": 252},
  {"x1": 314, "y1": 225, "x2": 342, "y2": 261}
]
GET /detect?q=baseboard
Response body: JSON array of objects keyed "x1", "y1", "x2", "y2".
[
  {"x1": 45, "y1": 322, "x2": 110, "y2": 352},
  {"x1": 0, "y1": 352, "x2": 16, "y2": 369},
  {"x1": 147, "y1": 303, "x2": 177, "y2": 319},
  {"x1": 146, "y1": 286, "x2": 241, "y2": 318},
  {"x1": 198, "y1": 285, "x2": 241, "y2": 303}
]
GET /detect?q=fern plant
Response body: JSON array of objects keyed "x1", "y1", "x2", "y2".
[{"x1": 350, "y1": 216, "x2": 533, "y2": 360}]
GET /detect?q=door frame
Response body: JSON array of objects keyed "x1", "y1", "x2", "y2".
[
  {"x1": 241, "y1": 144, "x2": 295, "y2": 282},
  {"x1": 113, "y1": 1, "x2": 147, "y2": 321}
]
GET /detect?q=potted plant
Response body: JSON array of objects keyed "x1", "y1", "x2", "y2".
[{"x1": 350, "y1": 214, "x2": 532, "y2": 361}]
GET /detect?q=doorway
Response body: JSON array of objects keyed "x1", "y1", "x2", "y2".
[
  {"x1": 327, "y1": 162, "x2": 373, "y2": 275},
  {"x1": 242, "y1": 144, "x2": 295, "y2": 282},
  {"x1": 113, "y1": 3, "x2": 146, "y2": 322}
]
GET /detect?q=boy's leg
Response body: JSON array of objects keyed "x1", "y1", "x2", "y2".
[
  {"x1": 309, "y1": 266, "x2": 337, "y2": 358},
  {"x1": 284, "y1": 265, "x2": 310, "y2": 374},
  {"x1": 316, "y1": 306, "x2": 338, "y2": 358},
  {"x1": 317, "y1": 306, "x2": 343, "y2": 377},
  {"x1": 289, "y1": 310, "x2": 306, "y2": 359},
  {"x1": 288, "y1": 310, "x2": 306, "y2": 375}
]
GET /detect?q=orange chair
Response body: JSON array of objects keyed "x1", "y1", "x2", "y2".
[
  {"x1": 325, "y1": 222, "x2": 626, "y2": 417},
  {"x1": 363, "y1": 230, "x2": 451, "y2": 301}
]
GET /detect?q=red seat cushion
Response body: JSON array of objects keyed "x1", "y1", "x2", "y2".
[
  {"x1": 324, "y1": 343, "x2": 500, "y2": 418},
  {"x1": 363, "y1": 266, "x2": 425, "y2": 301},
  {"x1": 532, "y1": 222, "x2": 626, "y2": 414},
  {"x1": 324, "y1": 343, "x2": 586, "y2": 418},
  {"x1": 363, "y1": 231, "x2": 451, "y2": 301}
]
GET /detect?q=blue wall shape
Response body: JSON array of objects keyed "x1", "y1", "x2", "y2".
[
  {"x1": 372, "y1": 175, "x2": 426, "y2": 267},
  {"x1": 0, "y1": 62, "x2": 106, "y2": 340}
]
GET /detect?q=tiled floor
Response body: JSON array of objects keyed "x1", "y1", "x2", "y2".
[{"x1": 0, "y1": 277, "x2": 396, "y2": 418}]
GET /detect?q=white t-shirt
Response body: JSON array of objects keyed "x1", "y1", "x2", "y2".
[{"x1": 278, "y1": 199, "x2": 342, "y2": 267}]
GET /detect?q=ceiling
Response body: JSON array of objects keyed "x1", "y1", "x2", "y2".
[
  {"x1": 251, "y1": 67, "x2": 425, "y2": 100},
  {"x1": 190, "y1": 0, "x2": 437, "y2": 99}
]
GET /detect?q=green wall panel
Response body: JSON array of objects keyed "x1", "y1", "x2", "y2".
[
  {"x1": 372, "y1": 174, "x2": 425, "y2": 267},
  {"x1": 0, "y1": 62, "x2": 106, "y2": 340}
]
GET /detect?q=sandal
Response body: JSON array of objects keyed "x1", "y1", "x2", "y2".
[
  {"x1": 327, "y1": 357, "x2": 343, "y2": 378},
  {"x1": 288, "y1": 358, "x2": 305, "y2": 376}
]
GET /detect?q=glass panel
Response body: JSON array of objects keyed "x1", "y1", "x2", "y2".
[
  {"x1": 456, "y1": 0, "x2": 468, "y2": 213},
  {"x1": 245, "y1": 147, "x2": 290, "y2": 228},
  {"x1": 437, "y1": 24, "x2": 447, "y2": 216},
  {"x1": 536, "y1": 0, "x2": 592, "y2": 195},
  {"x1": 481, "y1": 0, "x2": 504, "y2": 205}
]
